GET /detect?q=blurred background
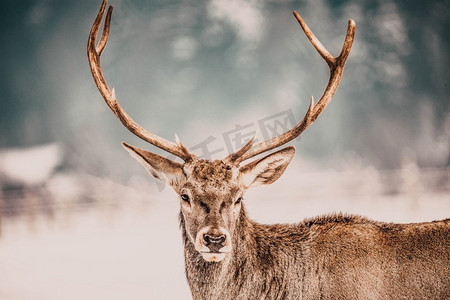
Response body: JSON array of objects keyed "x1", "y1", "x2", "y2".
[{"x1": 0, "y1": 0, "x2": 449, "y2": 299}]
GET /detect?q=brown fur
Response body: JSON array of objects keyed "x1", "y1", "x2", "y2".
[
  {"x1": 122, "y1": 142, "x2": 450, "y2": 299},
  {"x1": 122, "y1": 144, "x2": 450, "y2": 299},
  {"x1": 181, "y1": 210, "x2": 450, "y2": 300}
]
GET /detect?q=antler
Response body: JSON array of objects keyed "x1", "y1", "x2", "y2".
[
  {"x1": 229, "y1": 11, "x2": 356, "y2": 164},
  {"x1": 87, "y1": 0, "x2": 195, "y2": 162}
]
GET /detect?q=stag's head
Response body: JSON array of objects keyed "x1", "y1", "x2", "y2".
[
  {"x1": 122, "y1": 140, "x2": 295, "y2": 262},
  {"x1": 88, "y1": 0, "x2": 355, "y2": 262}
]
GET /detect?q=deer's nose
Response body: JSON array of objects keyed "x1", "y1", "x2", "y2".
[{"x1": 203, "y1": 234, "x2": 226, "y2": 252}]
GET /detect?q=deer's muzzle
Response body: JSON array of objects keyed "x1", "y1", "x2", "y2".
[{"x1": 195, "y1": 226, "x2": 231, "y2": 262}]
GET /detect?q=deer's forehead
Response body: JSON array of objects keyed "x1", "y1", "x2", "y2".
[
  {"x1": 183, "y1": 160, "x2": 242, "y2": 196},
  {"x1": 187, "y1": 160, "x2": 238, "y2": 183}
]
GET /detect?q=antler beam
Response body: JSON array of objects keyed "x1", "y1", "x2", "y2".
[
  {"x1": 230, "y1": 12, "x2": 356, "y2": 164},
  {"x1": 87, "y1": 0, "x2": 195, "y2": 162}
]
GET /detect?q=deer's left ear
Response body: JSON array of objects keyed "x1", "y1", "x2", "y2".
[
  {"x1": 239, "y1": 146, "x2": 295, "y2": 188},
  {"x1": 122, "y1": 142, "x2": 186, "y2": 187}
]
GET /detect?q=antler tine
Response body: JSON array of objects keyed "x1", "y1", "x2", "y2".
[
  {"x1": 87, "y1": 0, "x2": 195, "y2": 162},
  {"x1": 233, "y1": 11, "x2": 355, "y2": 165},
  {"x1": 224, "y1": 136, "x2": 255, "y2": 164},
  {"x1": 96, "y1": 2, "x2": 112, "y2": 56},
  {"x1": 293, "y1": 11, "x2": 335, "y2": 67}
]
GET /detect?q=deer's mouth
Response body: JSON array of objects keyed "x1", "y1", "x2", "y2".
[
  {"x1": 200, "y1": 249, "x2": 230, "y2": 254},
  {"x1": 200, "y1": 251, "x2": 227, "y2": 262}
]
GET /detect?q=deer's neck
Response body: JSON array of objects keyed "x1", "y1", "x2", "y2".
[{"x1": 180, "y1": 206, "x2": 304, "y2": 299}]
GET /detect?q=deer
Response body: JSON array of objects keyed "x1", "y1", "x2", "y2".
[{"x1": 87, "y1": 1, "x2": 449, "y2": 299}]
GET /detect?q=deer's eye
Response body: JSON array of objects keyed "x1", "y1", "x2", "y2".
[
  {"x1": 181, "y1": 194, "x2": 190, "y2": 203},
  {"x1": 235, "y1": 197, "x2": 243, "y2": 205}
]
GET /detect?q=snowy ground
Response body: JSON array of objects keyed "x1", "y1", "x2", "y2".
[{"x1": 0, "y1": 165, "x2": 449, "y2": 299}]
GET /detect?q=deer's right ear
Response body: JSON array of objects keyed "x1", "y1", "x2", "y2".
[{"x1": 122, "y1": 142, "x2": 186, "y2": 186}]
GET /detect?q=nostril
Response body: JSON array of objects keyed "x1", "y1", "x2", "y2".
[
  {"x1": 217, "y1": 235, "x2": 226, "y2": 244},
  {"x1": 204, "y1": 234, "x2": 226, "y2": 245}
]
